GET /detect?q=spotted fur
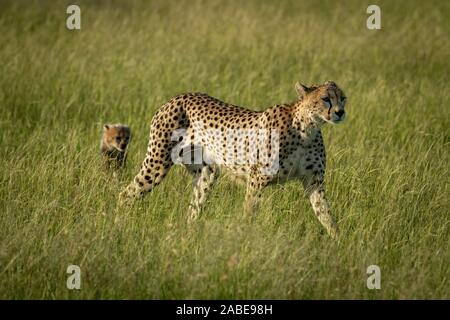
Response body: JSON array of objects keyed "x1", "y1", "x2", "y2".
[{"x1": 119, "y1": 81, "x2": 347, "y2": 238}]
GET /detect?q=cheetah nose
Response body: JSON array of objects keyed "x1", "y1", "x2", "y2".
[{"x1": 335, "y1": 109, "x2": 345, "y2": 118}]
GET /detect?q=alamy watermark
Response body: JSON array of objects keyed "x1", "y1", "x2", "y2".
[
  {"x1": 66, "y1": 264, "x2": 81, "y2": 290},
  {"x1": 367, "y1": 265, "x2": 381, "y2": 289},
  {"x1": 66, "y1": 5, "x2": 382, "y2": 31},
  {"x1": 170, "y1": 124, "x2": 280, "y2": 175},
  {"x1": 66, "y1": 5, "x2": 81, "y2": 30},
  {"x1": 366, "y1": 5, "x2": 381, "y2": 30}
]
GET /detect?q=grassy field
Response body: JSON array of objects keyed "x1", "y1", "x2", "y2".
[{"x1": 0, "y1": 0, "x2": 448, "y2": 299}]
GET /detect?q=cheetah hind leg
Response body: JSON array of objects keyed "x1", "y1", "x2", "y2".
[
  {"x1": 187, "y1": 165, "x2": 218, "y2": 221},
  {"x1": 118, "y1": 157, "x2": 173, "y2": 208}
]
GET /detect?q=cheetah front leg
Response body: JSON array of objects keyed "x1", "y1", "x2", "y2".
[
  {"x1": 303, "y1": 180, "x2": 339, "y2": 239},
  {"x1": 187, "y1": 165, "x2": 218, "y2": 220}
]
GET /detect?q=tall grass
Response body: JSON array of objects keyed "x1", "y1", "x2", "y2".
[{"x1": 0, "y1": 0, "x2": 448, "y2": 299}]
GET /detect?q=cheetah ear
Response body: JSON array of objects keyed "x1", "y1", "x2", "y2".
[
  {"x1": 103, "y1": 124, "x2": 110, "y2": 131},
  {"x1": 295, "y1": 82, "x2": 309, "y2": 99}
]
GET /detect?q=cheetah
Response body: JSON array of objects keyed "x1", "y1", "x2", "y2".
[
  {"x1": 119, "y1": 81, "x2": 347, "y2": 238},
  {"x1": 100, "y1": 124, "x2": 131, "y2": 170}
]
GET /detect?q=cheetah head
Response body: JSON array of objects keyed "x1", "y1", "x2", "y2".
[
  {"x1": 103, "y1": 124, "x2": 131, "y2": 152},
  {"x1": 295, "y1": 80, "x2": 347, "y2": 125}
]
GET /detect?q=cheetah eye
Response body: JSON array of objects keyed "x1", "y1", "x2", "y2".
[
  {"x1": 321, "y1": 97, "x2": 331, "y2": 105},
  {"x1": 116, "y1": 137, "x2": 121, "y2": 142}
]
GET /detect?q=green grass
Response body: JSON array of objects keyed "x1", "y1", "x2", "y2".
[{"x1": 0, "y1": 0, "x2": 449, "y2": 299}]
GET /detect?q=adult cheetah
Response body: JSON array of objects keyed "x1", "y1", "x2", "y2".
[{"x1": 119, "y1": 81, "x2": 347, "y2": 238}]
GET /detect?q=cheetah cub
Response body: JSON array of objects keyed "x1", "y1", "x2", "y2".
[
  {"x1": 100, "y1": 123, "x2": 131, "y2": 170},
  {"x1": 119, "y1": 81, "x2": 347, "y2": 238}
]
